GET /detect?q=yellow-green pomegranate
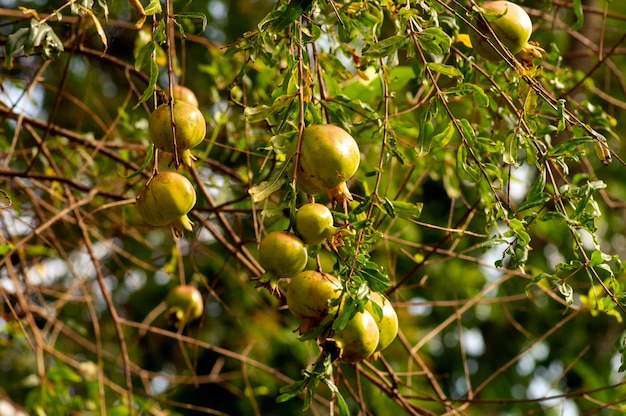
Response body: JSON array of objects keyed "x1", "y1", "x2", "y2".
[
  {"x1": 294, "y1": 203, "x2": 339, "y2": 245},
  {"x1": 330, "y1": 310, "x2": 380, "y2": 362},
  {"x1": 149, "y1": 101, "x2": 206, "y2": 168},
  {"x1": 469, "y1": 1, "x2": 544, "y2": 65},
  {"x1": 294, "y1": 124, "x2": 360, "y2": 205},
  {"x1": 286, "y1": 270, "x2": 341, "y2": 333},
  {"x1": 365, "y1": 292, "x2": 399, "y2": 353},
  {"x1": 165, "y1": 285, "x2": 204, "y2": 328},
  {"x1": 257, "y1": 231, "x2": 308, "y2": 292},
  {"x1": 136, "y1": 171, "x2": 196, "y2": 237}
]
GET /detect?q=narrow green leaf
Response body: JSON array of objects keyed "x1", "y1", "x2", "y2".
[
  {"x1": 588, "y1": 250, "x2": 611, "y2": 268},
  {"x1": 144, "y1": 0, "x2": 162, "y2": 15},
  {"x1": 525, "y1": 272, "x2": 552, "y2": 295},
  {"x1": 244, "y1": 94, "x2": 296, "y2": 123},
  {"x1": 503, "y1": 133, "x2": 517, "y2": 165},
  {"x1": 447, "y1": 84, "x2": 489, "y2": 107},
  {"x1": 381, "y1": 197, "x2": 396, "y2": 218},
  {"x1": 118, "y1": 144, "x2": 153, "y2": 179},
  {"x1": 426, "y1": 62, "x2": 463, "y2": 78},
  {"x1": 248, "y1": 168, "x2": 288, "y2": 203},
  {"x1": 363, "y1": 35, "x2": 407, "y2": 58},
  {"x1": 134, "y1": 41, "x2": 155, "y2": 71},
  {"x1": 335, "y1": 391, "x2": 350, "y2": 416},
  {"x1": 557, "y1": 99, "x2": 567, "y2": 132},
  {"x1": 0, "y1": 244, "x2": 14, "y2": 256},
  {"x1": 528, "y1": 168, "x2": 547, "y2": 198},
  {"x1": 547, "y1": 136, "x2": 594, "y2": 158},
  {"x1": 515, "y1": 192, "x2": 550, "y2": 213},
  {"x1": 572, "y1": 0, "x2": 584, "y2": 30},
  {"x1": 4, "y1": 27, "x2": 29, "y2": 68},
  {"x1": 390, "y1": 200, "x2": 423, "y2": 219},
  {"x1": 430, "y1": 123, "x2": 455, "y2": 152},
  {"x1": 134, "y1": 58, "x2": 159, "y2": 107}
]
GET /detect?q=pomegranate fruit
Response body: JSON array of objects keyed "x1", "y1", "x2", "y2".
[
  {"x1": 165, "y1": 285, "x2": 204, "y2": 328},
  {"x1": 294, "y1": 203, "x2": 339, "y2": 245},
  {"x1": 136, "y1": 171, "x2": 196, "y2": 238},
  {"x1": 149, "y1": 101, "x2": 206, "y2": 167},
  {"x1": 365, "y1": 292, "x2": 398, "y2": 352},
  {"x1": 170, "y1": 85, "x2": 199, "y2": 107},
  {"x1": 257, "y1": 231, "x2": 308, "y2": 291},
  {"x1": 286, "y1": 270, "x2": 341, "y2": 332},
  {"x1": 469, "y1": 1, "x2": 544, "y2": 65},
  {"x1": 294, "y1": 124, "x2": 360, "y2": 205},
  {"x1": 328, "y1": 309, "x2": 379, "y2": 362}
]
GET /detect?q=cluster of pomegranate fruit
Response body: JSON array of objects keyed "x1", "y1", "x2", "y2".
[
  {"x1": 135, "y1": 85, "x2": 205, "y2": 238},
  {"x1": 286, "y1": 270, "x2": 399, "y2": 363},
  {"x1": 254, "y1": 124, "x2": 398, "y2": 361}
]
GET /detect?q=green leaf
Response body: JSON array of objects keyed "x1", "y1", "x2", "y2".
[
  {"x1": 525, "y1": 272, "x2": 551, "y2": 295},
  {"x1": 277, "y1": 378, "x2": 309, "y2": 403},
  {"x1": 134, "y1": 58, "x2": 159, "y2": 107},
  {"x1": 363, "y1": 35, "x2": 407, "y2": 58},
  {"x1": 174, "y1": 11, "x2": 208, "y2": 34},
  {"x1": 144, "y1": 0, "x2": 162, "y2": 15},
  {"x1": 556, "y1": 281, "x2": 574, "y2": 307},
  {"x1": 118, "y1": 144, "x2": 153, "y2": 179},
  {"x1": 572, "y1": 0, "x2": 584, "y2": 30},
  {"x1": 380, "y1": 197, "x2": 396, "y2": 218},
  {"x1": 390, "y1": 200, "x2": 423, "y2": 219},
  {"x1": 557, "y1": 99, "x2": 567, "y2": 132},
  {"x1": 546, "y1": 136, "x2": 595, "y2": 159},
  {"x1": 5, "y1": 20, "x2": 64, "y2": 68},
  {"x1": 244, "y1": 94, "x2": 296, "y2": 123},
  {"x1": 4, "y1": 28, "x2": 29, "y2": 68},
  {"x1": 456, "y1": 144, "x2": 479, "y2": 182},
  {"x1": 447, "y1": 84, "x2": 489, "y2": 107},
  {"x1": 430, "y1": 122, "x2": 456, "y2": 152},
  {"x1": 248, "y1": 167, "x2": 288, "y2": 203},
  {"x1": 134, "y1": 41, "x2": 155, "y2": 71},
  {"x1": 332, "y1": 298, "x2": 356, "y2": 332},
  {"x1": 416, "y1": 27, "x2": 451, "y2": 55},
  {"x1": 360, "y1": 261, "x2": 392, "y2": 292},
  {"x1": 515, "y1": 192, "x2": 550, "y2": 213},
  {"x1": 271, "y1": 0, "x2": 314, "y2": 32},
  {"x1": 426, "y1": 62, "x2": 463, "y2": 78},
  {"x1": 589, "y1": 250, "x2": 612, "y2": 268},
  {"x1": 528, "y1": 168, "x2": 547, "y2": 198},
  {"x1": 503, "y1": 133, "x2": 518, "y2": 165},
  {"x1": 319, "y1": 378, "x2": 350, "y2": 416},
  {"x1": 0, "y1": 243, "x2": 14, "y2": 256}
]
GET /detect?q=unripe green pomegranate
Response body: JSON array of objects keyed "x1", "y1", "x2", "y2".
[
  {"x1": 365, "y1": 292, "x2": 398, "y2": 353},
  {"x1": 136, "y1": 171, "x2": 196, "y2": 238},
  {"x1": 165, "y1": 285, "x2": 204, "y2": 328},
  {"x1": 286, "y1": 270, "x2": 341, "y2": 332},
  {"x1": 294, "y1": 203, "x2": 339, "y2": 245},
  {"x1": 294, "y1": 124, "x2": 360, "y2": 205},
  {"x1": 469, "y1": 1, "x2": 544, "y2": 65},
  {"x1": 149, "y1": 101, "x2": 206, "y2": 167},
  {"x1": 329, "y1": 310, "x2": 380, "y2": 362},
  {"x1": 257, "y1": 231, "x2": 308, "y2": 292}
]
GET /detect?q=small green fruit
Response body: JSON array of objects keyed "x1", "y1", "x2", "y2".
[
  {"x1": 294, "y1": 203, "x2": 339, "y2": 245},
  {"x1": 165, "y1": 285, "x2": 204, "y2": 328},
  {"x1": 257, "y1": 231, "x2": 308, "y2": 291}
]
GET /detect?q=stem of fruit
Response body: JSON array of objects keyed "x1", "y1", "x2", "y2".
[
  {"x1": 291, "y1": 17, "x2": 306, "y2": 195},
  {"x1": 164, "y1": 0, "x2": 180, "y2": 168}
]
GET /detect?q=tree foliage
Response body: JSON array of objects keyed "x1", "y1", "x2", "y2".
[{"x1": 2, "y1": 0, "x2": 626, "y2": 415}]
